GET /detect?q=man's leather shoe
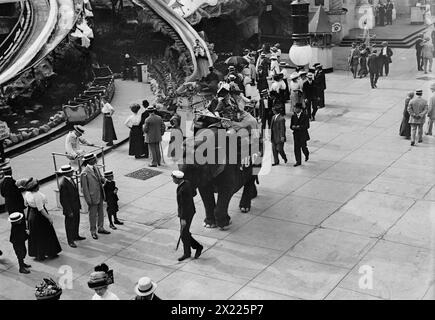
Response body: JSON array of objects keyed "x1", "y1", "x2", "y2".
[
  {"x1": 69, "y1": 242, "x2": 77, "y2": 248},
  {"x1": 114, "y1": 219, "x2": 124, "y2": 225},
  {"x1": 411, "y1": 141, "x2": 415, "y2": 146},
  {"x1": 149, "y1": 164, "x2": 157, "y2": 167},
  {"x1": 272, "y1": 163, "x2": 279, "y2": 166},
  {"x1": 293, "y1": 163, "x2": 301, "y2": 167},
  {"x1": 23, "y1": 263, "x2": 32, "y2": 268},
  {"x1": 305, "y1": 154, "x2": 309, "y2": 162},
  {"x1": 76, "y1": 236, "x2": 86, "y2": 241},
  {"x1": 178, "y1": 254, "x2": 191, "y2": 262},
  {"x1": 92, "y1": 233, "x2": 98, "y2": 240},
  {"x1": 98, "y1": 229, "x2": 111, "y2": 235},
  {"x1": 418, "y1": 139, "x2": 423, "y2": 143},
  {"x1": 19, "y1": 267, "x2": 30, "y2": 274},
  {"x1": 194, "y1": 246, "x2": 203, "y2": 259}
]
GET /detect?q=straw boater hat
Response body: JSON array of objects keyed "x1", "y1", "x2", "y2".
[
  {"x1": 83, "y1": 153, "x2": 96, "y2": 162},
  {"x1": 416, "y1": 89, "x2": 423, "y2": 95},
  {"x1": 87, "y1": 271, "x2": 109, "y2": 290},
  {"x1": 299, "y1": 70, "x2": 308, "y2": 76},
  {"x1": 171, "y1": 170, "x2": 184, "y2": 179},
  {"x1": 228, "y1": 65, "x2": 235, "y2": 71},
  {"x1": 73, "y1": 125, "x2": 85, "y2": 135},
  {"x1": 8, "y1": 212, "x2": 24, "y2": 224},
  {"x1": 135, "y1": 277, "x2": 157, "y2": 296},
  {"x1": 57, "y1": 165, "x2": 74, "y2": 175},
  {"x1": 146, "y1": 105, "x2": 157, "y2": 112},
  {"x1": 1, "y1": 165, "x2": 12, "y2": 175},
  {"x1": 104, "y1": 170, "x2": 113, "y2": 178}
]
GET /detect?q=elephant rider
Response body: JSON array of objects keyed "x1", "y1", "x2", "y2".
[{"x1": 65, "y1": 125, "x2": 95, "y2": 169}]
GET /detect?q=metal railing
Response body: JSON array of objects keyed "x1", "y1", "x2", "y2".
[{"x1": 51, "y1": 145, "x2": 106, "y2": 190}]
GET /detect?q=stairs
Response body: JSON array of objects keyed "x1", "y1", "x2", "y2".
[{"x1": 339, "y1": 26, "x2": 427, "y2": 48}]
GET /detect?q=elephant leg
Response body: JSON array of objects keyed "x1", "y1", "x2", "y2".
[
  {"x1": 198, "y1": 185, "x2": 216, "y2": 226},
  {"x1": 215, "y1": 189, "x2": 232, "y2": 229},
  {"x1": 239, "y1": 175, "x2": 256, "y2": 212}
]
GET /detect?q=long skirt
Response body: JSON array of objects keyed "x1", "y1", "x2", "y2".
[
  {"x1": 399, "y1": 114, "x2": 411, "y2": 138},
  {"x1": 28, "y1": 207, "x2": 62, "y2": 259},
  {"x1": 196, "y1": 57, "x2": 210, "y2": 80},
  {"x1": 129, "y1": 125, "x2": 146, "y2": 157},
  {"x1": 102, "y1": 115, "x2": 118, "y2": 143},
  {"x1": 282, "y1": 79, "x2": 290, "y2": 101}
]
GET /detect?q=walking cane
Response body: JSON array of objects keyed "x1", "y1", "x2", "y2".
[{"x1": 175, "y1": 223, "x2": 185, "y2": 251}]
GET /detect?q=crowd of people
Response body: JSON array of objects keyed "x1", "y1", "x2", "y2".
[{"x1": 373, "y1": 0, "x2": 395, "y2": 27}]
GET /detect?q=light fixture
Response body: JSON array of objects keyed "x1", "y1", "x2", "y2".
[{"x1": 289, "y1": 0, "x2": 312, "y2": 67}]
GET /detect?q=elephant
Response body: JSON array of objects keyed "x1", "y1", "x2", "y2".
[{"x1": 179, "y1": 114, "x2": 262, "y2": 230}]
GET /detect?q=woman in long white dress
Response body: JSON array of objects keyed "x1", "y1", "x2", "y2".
[{"x1": 193, "y1": 39, "x2": 210, "y2": 80}]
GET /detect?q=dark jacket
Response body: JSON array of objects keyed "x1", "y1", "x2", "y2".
[
  {"x1": 10, "y1": 218, "x2": 28, "y2": 244},
  {"x1": 59, "y1": 176, "x2": 81, "y2": 216},
  {"x1": 367, "y1": 53, "x2": 380, "y2": 73},
  {"x1": 302, "y1": 80, "x2": 318, "y2": 100},
  {"x1": 0, "y1": 176, "x2": 25, "y2": 214},
  {"x1": 416, "y1": 38, "x2": 424, "y2": 53},
  {"x1": 103, "y1": 180, "x2": 119, "y2": 210},
  {"x1": 378, "y1": 46, "x2": 393, "y2": 63},
  {"x1": 291, "y1": 113, "x2": 310, "y2": 142},
  {"x1": 176, "y1": 180, "x2": 196, "y2": 220},
  {"x1": 271, "y1": 114, "x2": 286, "y2": 144},
  {"x1": 314, "y1": 71, "x2": 326, "y2": 91},
  {"x1": 143, "y1": 113, "x2": 165, "y2": 144}
]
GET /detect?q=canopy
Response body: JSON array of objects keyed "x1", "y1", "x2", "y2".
[{"x1": 309, "y1": 5, "x2": 331, "y2": 33}]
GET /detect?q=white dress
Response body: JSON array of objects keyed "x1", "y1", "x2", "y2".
[{"x1": 92, "y1": 291, "x2": 119, "y2": 300}]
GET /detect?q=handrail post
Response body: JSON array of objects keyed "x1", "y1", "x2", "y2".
[{"x1": 52, "y1": 153, "x2": 59, "y2": 190}]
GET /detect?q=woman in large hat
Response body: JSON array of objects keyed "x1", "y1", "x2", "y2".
[
  {"x1": 399, "y1": 91, "x2": 414, "y2": 139},
  {"x1": 289, "y1": 72, "x2": 303, "y2": 112},
  {"x1": 35, "y1": 278, "x2": 62, "y2": 300},
  {"x1": 88, "y1": 263, "x2": 119, "y2": 300},
  {"x1": 25, "y1": 178, "x2": 62, "y2": 261}
]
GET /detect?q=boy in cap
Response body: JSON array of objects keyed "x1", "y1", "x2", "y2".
[
  {"x1": 9, "y1": 212, "x2": 31, "y2": 274},
  {"x1": 172, "y1": 170, "x2": 203, "y2": 261},
  {"x1": 58, "y1": 165, "x2": 85, "y2": 248},
  {"x1": 407, "y1": 89, "x2": 428, "y2": 146},
  {"x1": 103, "y1": 171, "x2": 123, "y2": 230}
]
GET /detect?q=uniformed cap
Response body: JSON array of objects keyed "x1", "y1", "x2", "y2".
[
  {"x1": 299, "y1": 70, "x2": 308, "y2": 76},
  {"x1": 104, "y1": 170, "x2": 113, "y2": 178},
  {"x1": 290, "y1": 72, "x2": 300, "y2": 80},
  {"x1": 228, "y1": 66, "x2": 235, "y2": 70},
  {"x1": 73, "y1": 125, "x2": 85, "y2": 135},
  {"x1": 8, "y1": 212, "x2": 24, "y2": 223},
  {"x1": 171, "y1": 170, "x2": 184, "y2": 179},
  {"x1": 83, "y1": 153, "x2": 96, "y2": 161},
  {"x1": 416, "y1": 89, "x2": 423, "y2": 95},
  {"x1": 260, "y1": 89, "x2": 269, "y2": 96}
]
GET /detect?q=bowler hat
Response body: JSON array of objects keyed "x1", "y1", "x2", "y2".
[
  {"x1": 290, "y1": 72, "x2": 299, "y2": 80},
  {"x1": 135, "y1": 277, "x2": 157, "y2": 296},
  {"x1": 8, "y1": 212, "x2": 24, "y2": 223},
  {"x1": 1, "y1": 165, "x2": 12, "y2": 175},
  {"x1": 260, "y1": 89, "x2": 269, "y2": 96},
  {"x1": 73, "y1": 125, "x2": 85, "y2": 135},
  {"x1": 57, "y1": 165, "x2": 74, "y2": 175}
]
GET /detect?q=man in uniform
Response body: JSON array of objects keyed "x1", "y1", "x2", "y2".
[
  {"x1": 65, "y1": 125, "x2": 95, "y2": 160},
  {"x1": 291, "y1": 103, "x2": 310, "y2": 167},
  {"x1": 0, "y1": 165, "x2": 25, "y2": 215},
  {"x1": 172, "y1": 170, "x2": 203, "y2": 262},
  {"x1": 408, "y1": 89, "x2": 428, "y2": 146},
  {"x1": 80, "y1": 153, "x2": 110, "y2": 239},
  {"x1": 314, "y1": 64, "x2": 326, "y2": 108}
]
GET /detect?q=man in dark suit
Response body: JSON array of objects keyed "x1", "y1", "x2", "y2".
[
  {"x1": 58, "y1": 165, "x2": 85, "y2": 248},
  {"x1": 416, "y1": 33, "x2": 424, "y2": 71},
  {"x1": 378, "y1": 41, "x2": 393, "y2": 76},
  {"x1": 314, "y1": 64, "x2": 326, "y2": 108},
  {"x1": 291, "y1": 103, "x2": 310, "y2": 167},
  {"x1": 303, "y1": 73, "x2": 318, "y2": 121},
  {"x1": 143, "y1": 105, "x2": 166, "y2": 167},
  {"x1": 271, "y1": 106, "x2": 287, "y2": 166},
  {"x1": 385, "y1": 0, "x2": 394, "y2": 25},
  {"x1": 259, "y1": 89, "x2": 273, "y2": 131},
  {"x1": 172, "y1": 171, "x2": 202, "y2": 262},
  {"x1": 0, "y1": 166, "x2": 25, "y2": 215},
  {"x1": 368, "y1": 49, "x2": 380, "y2": 89},
  {"x1": 139, "y1": 100, "x2": 150, "y2": 158}
]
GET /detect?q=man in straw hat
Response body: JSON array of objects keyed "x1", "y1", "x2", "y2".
[
  {"x1": 0, "y1": 165, "x2": 25, "y2": 215},
  {"x1": 9, "y1": 212, "x2": 31, "y2": 274},
  {"x1": 426, "y1": 83, "x2": 435, "y2": 135},
  {"x1": 422, "y1": 36, "x2": 434, "y2": 74},
  {"x1": 58, "y1": 165, "x2": 85, "y2": 248},
  {"x1": 80, "y1": 153, "x2": 110, "y2": 239},
  {"x1": 65, "y1": 125, "x2": 95, "y2": 160},
  {"x1": 134, "y1": 277, "x2": 161, "y2": 300},
  {"x1": 143, "y1": 105, "x2": 166, "y2": 167},
  {"x1": 172, "y1": 170, "x2": 203, "y2": 262},
  {"x1": 408, "y1": 89, "x2": 428, "y2": 146}
]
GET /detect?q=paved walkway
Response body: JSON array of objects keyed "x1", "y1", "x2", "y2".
[
  {"x1": 10, "y1": 79, "x2": 155, "y2": 181},
  {"x1": 1, "y1": 48, "x2": 435, "y2": 300}
]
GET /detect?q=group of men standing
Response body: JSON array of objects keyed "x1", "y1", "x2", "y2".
[{"x1": 374, "y1": 0, "x2": 394, "y2": 26}]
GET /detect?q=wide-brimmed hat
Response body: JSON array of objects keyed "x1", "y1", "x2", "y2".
[
  {"x1": 24, "y1": 177, "x2": 38, "y2": 191},
  {"x1": 134, "y1": 277, "x2": 157, "y2": 296},
  {"x1": 83, "y1": 153, "x2": 96, "y2": 162},
  {"x1": 87, "y1": 271, "x2": 109, "y2": 290},
  {"x1": 8, "y1": 212, "x2": 24, "y2": 223},
  {"x1": 290, "y1": 72, "x2": 300, "y2": 80},
  {"x1": 73, "y1": 125, "x2": 85, "y2": 135},
  {"x1": 171, "y1": 170, "x2": 184, "y2": 179},
  {"x1": 103, "y1": 170, "x2": 113, "y2": 178},
  {"x1": 57, "y1": 165, "x2": 74, "y2": 175},
  {"x1": 298, "y1": 70, "x2": 307, "y2": 76}
]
